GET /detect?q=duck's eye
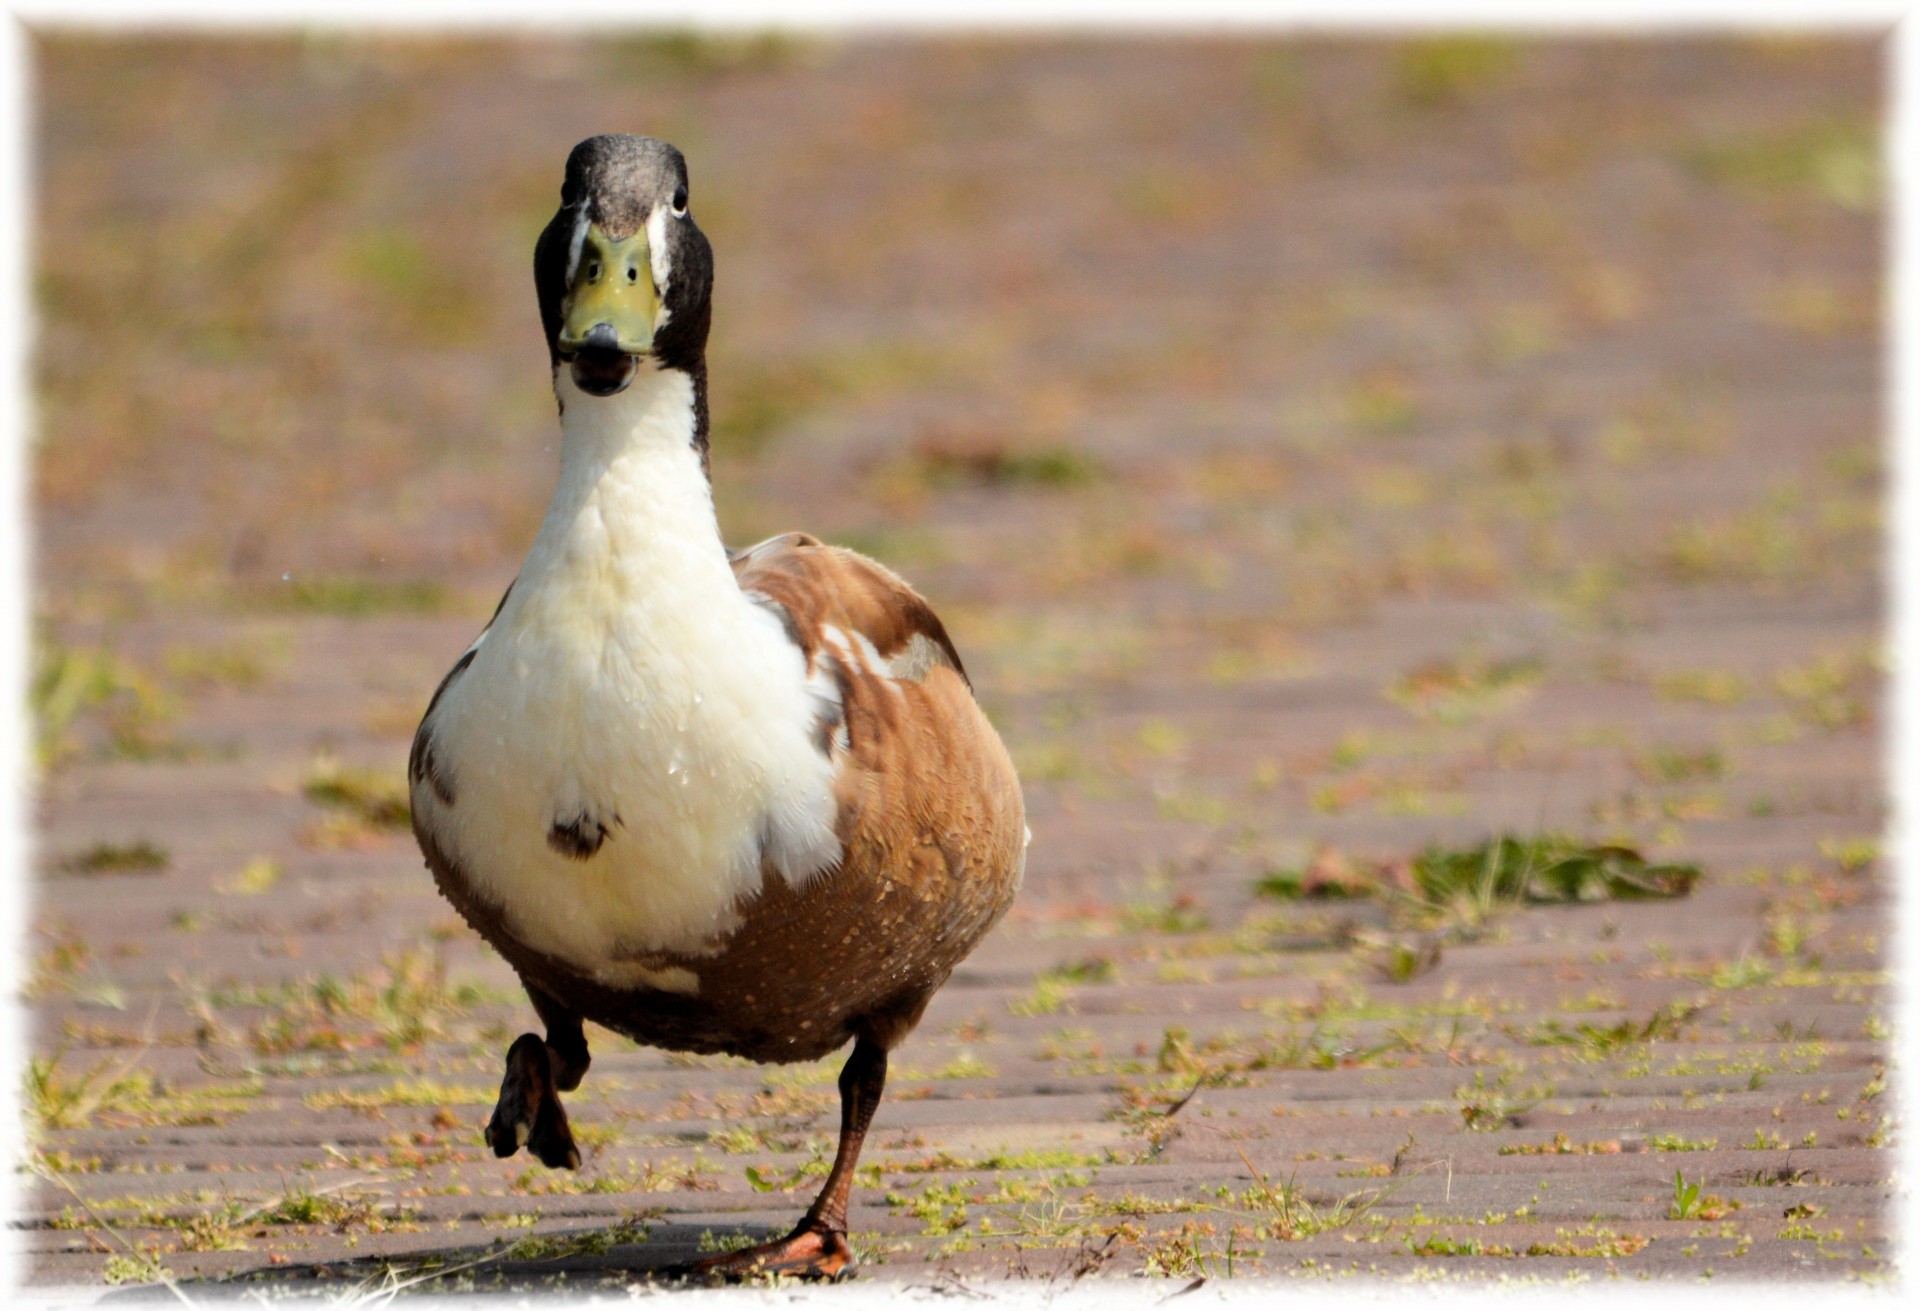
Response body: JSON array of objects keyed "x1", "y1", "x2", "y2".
[
  {"x1": 627, "y1": 266, "x2": 639, "y2": 284},
  {"x1": 671, "y1": 184, "x2": 688, "y2": 216}
]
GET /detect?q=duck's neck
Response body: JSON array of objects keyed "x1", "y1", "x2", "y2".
[
  {"x1": 531, "y1": 365, "x2": 734, "y2": 610},
  {"x1": 554, "y1": 361, "x2": 707, "y2": 492}
]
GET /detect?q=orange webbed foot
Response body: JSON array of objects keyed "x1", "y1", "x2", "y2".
[{"x1": 666, "y1": 1220, "x2": 854, "y2": 1283}]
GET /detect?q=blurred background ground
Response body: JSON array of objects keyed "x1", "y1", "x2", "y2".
[{"x1": 18, "y1": 31, "x2": 1892, "y2": 1293}]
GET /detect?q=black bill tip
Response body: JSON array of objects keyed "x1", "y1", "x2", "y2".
[{"x1": 569, "y1": 346, "x2": 637, "y2": 397}]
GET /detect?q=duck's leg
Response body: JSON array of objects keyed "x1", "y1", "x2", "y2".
[
  {"x1": 484, "y1": 983, "x2": 589, "y2": 1170},
  {"x1": 676, "y1": 1036, "x2": 888, "y2": 1281},
  {"x1": 528, "y1": 982, "x2": 592, "y2": 1091}
]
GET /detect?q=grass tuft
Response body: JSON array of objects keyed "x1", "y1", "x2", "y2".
[
  {"x1": 31, "y1": 635, "x2": 177, "y2": 767},
  {"x1": 55, "y1": 841, "x2": 169, "y2": 878},
  {"x1": 260, "y1": 576, "x2": 453, "y2": 617},
  {"x1": 1683, "y1": 117, "x2": 1878, "y2": 211},
  {"x1": 22, "y1": 1047, "x2": 151, "y2": 1132},
  {"x1": 1405, "y1": 834, "x2": 1699, "y2": 925},
  {"x1": 1256, "y1": 835, "x2": 1699, "y2": 937},
  {"x1": 304, "y1": 754, "x2": 411, "y2": 829},
  {"x1": 248, "y1": 945, "x2": 497, "y2": 1054},
  {"x1": 1388, "y1": 653, "x2": 1540, "y2": 723},
  {"x1": 1393, "y1": 36, "x2": 1520, "y2": 108}
]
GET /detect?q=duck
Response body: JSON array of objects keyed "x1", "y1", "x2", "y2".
[{"x1": 408, "y1": 134, "x2": 1027, "y2": 1280}]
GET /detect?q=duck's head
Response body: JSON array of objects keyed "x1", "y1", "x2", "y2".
[{"x1": 534, "y1": 135, "x2": 713, "y2": 398}]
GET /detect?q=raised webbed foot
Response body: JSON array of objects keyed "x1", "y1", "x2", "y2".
[{"x1": 483, "y1": 1032, "x2": 581, "y2": 1170}]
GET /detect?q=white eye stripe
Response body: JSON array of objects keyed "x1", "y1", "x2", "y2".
[
  {"x1": 647, "y1": 204, "x2": 674, "y2": 326},
  {"x1": 563, "y1": 199, "x2": 590, "y2": 285}
]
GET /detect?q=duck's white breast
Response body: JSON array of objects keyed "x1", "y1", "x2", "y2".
[{"x1": 410, "y1": 372, "x2": 843, "y2": 989}]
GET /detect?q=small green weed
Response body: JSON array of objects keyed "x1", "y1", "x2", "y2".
[
  {"x1": 908, "y1": 433, "x2": 1102, "y2": 490},
  {"x1": 1669, "y1": 1169, "x2": 1700, "y2": 1219},
  {"x1": 1522, "y1": 1002, "x2": 1700, "y2": 1056},
  {"x1": 1775, "y1": 651, "x2": 1876, "y2": 730},
  {"x1": 1402, "y1": 835, "x2": 1699, "y2": 933},
  {"x1": 1409, "y1": 1234, "x2": 1514, "y2": 1257},
  {"x1": 1393, "y1": 35, "x2": 1519, "y2": 107},
  {"x1": 217, "y1": 856, "x2": 282, "y2": 896},
  {"x1": 24, "y1": 1048, "x2": 259, "y2": 1131},
  {"x1": 1669, "y1": 1169, "x2": 1739, "y2": 1220},
  {"x1": 1343, "y1": 370, "x2": 1419, "y2": 434},
  {"x1": 1818, "y1": 836, "x2": 1877, "y2": 874},
  {"x1": 1455, "y1": 1070, "x2": 1549, "y2": 1131},
  {"x1": 304, "y1": 1078, "x2": 494, "y2": 1113},
  {"x1": 304, "y1": 754, "x2": 411, "y2": 829},
  {"x1": 1256, "y1": 847, "x2": 1375, "y2": 901},
  {"x1": 262, "y1": 576, "x2": 452, "y2": 617},
  {"x1": 1120, "y1": 890, "x2": 1209, "y2": 935},
  {"x1": 163, "y1": 635, "x2": 285, "y2": 689},
  {"x1": 22, "y1": 1048, "x2": 150, "y2": 1132},
  {"x1": 248, "y1": 946, "x2": 495, "y2": 1054},
  {"x1": 1231, "y1": 1146, "x2": 1395, "y2": 1240},
  {"x1": 102, "y1": 1250, "x2": 175, "y2": 1286},
  {"x1": 1634, "y1": 746, "x2": 1727, "y2": 784},
  {"x1": 1008, "y1": 957, "x2": 1116, "y2": 1017},
  {"x1": 1655, "y1": 668, "x2": 1749, "y2": 705},
  {"x1": 31, "y1": 635, "x2": 177, "y2": 766},
  {"x1": 1498, "y1": 1134, "x2": 1622, "y2": 1157},
  {"x1": 1388, "y1": 653, "x2": 1540, "y2": 723},
  {"x1": 1683, "y1": 117, "x2": 1878, "y2": 211},
  {"x1": 55, "y1": 841, "x2": 169, "y2": 878},
  {"x1": 1523, "y1": 1229, "x2": 1650, "y2": 1258}
]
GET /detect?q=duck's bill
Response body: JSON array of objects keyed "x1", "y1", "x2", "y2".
[
  {"x1": 566, "y1": 345, "x2": 639, "y2": 397},
  {"x1": 558, "y1": 225, "x2": 658, "y2": 397}
]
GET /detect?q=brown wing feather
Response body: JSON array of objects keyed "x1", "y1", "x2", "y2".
[{"x1": 731, "y1": 533, "x2": 969, "y2": 688}]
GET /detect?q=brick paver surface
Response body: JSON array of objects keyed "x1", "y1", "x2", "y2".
[{"x1": 20, "y1": 34, "x2": 1891, "y2": 1293}]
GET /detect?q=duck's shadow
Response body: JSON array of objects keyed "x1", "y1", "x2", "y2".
[{"x1": 108, "y1": 1219, "x2": 795, "y2": 1300}]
